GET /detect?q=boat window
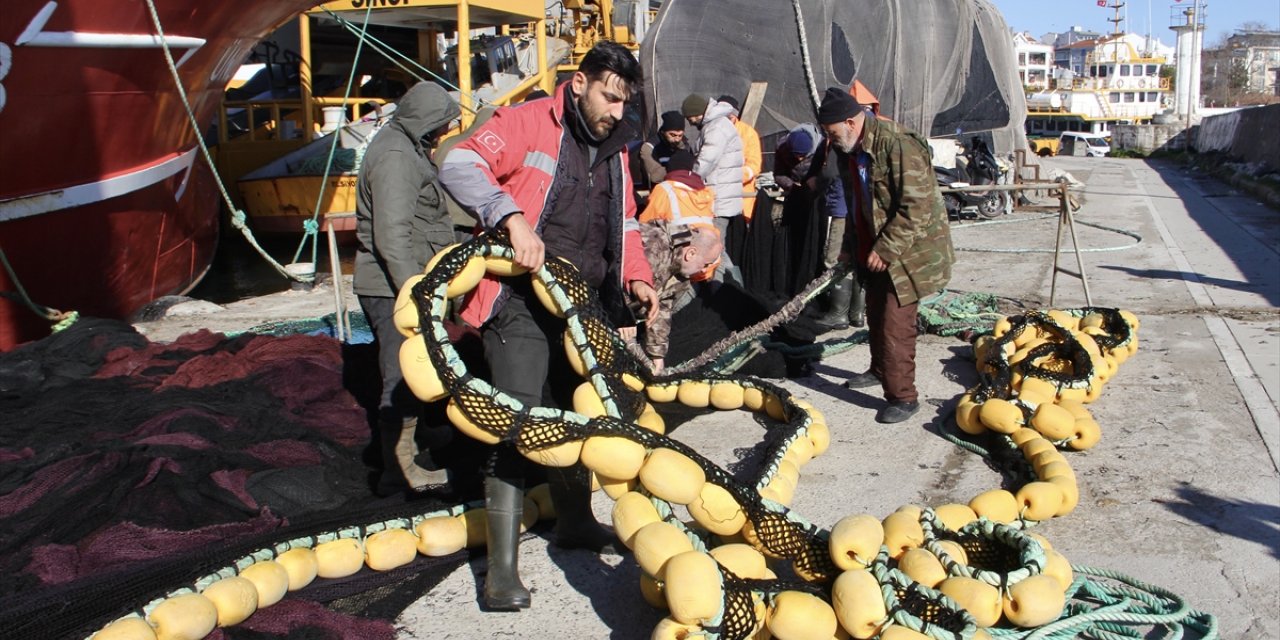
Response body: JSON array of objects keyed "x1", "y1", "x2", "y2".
[
  {"x1": 1120, "y1": 64, "x2": 1131, "y2": 76},
  {"x1": 1147, "y1": 92, "x2": 1158, "y2": 102},
  {"x1": 1110, "y1": 93, "x2": 1121, "y2": 103},
  {"x1": 1147, "y1": 64, "x2": 1159, "y2": 75},
  {"x1": 1123, "y1": 92, "x2": 1135, "y2": 103}
]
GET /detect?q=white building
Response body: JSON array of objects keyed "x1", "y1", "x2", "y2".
[{"x1": 1013, "y1": 32, "x2": 1054, "y2": 90}]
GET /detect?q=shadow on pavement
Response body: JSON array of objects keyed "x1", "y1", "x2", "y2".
[
  {"x1": 544, "y1": 544, "x2": 663, "y2": 640},
  {"x1": 1158, "y1": 482, "x2": 1280, "y2": 561},
  {"x1": 1098, "y1": 265, "x2": 1268, "y2": 301}
]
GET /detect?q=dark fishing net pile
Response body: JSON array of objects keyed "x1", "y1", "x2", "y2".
[{"x1": 0, "y1": 319, "x2": 461, "y2": 639}]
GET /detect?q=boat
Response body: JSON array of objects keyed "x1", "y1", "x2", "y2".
[
  {"x1": 0, "y1": 0, "x2": 322, "y2": 350},
  {"x1": 225, "y1": 1, "x2": 580, "y2": 239}
]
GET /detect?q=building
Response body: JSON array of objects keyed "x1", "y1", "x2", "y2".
[
  {"x1": 1203, "y1": 30, "x2": 1280, "y2": 98},
  {"x1": 1013, "y1": 32, "x2": 1054, "y2": 90},
  {"x1": 1045, "y1": 26, "x2": 1103, "y2": 72}
]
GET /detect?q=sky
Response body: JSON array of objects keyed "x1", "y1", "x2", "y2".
[{"x1": 988, "y1": 0, "x2": 1280, "y2": 47}]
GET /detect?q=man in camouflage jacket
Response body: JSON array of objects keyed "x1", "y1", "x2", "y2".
[
  {"x1": 816, "y1": 86, "x2": 955, "y2": 423},
  {"x1": 638, "y1": 221, "x2": 723, "y2": 372}
]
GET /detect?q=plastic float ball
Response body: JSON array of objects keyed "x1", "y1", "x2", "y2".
[
  {"x1": 828, "y1": 514, "x2": 885, "y2": 571},
  {"x1": 1017, "y1": 377, "x2": 1058, "y2": 406},
  {"x1": 365, "y1": 528, "x2": 419, "y2": 571},
  {"x1": 456, "y1": 508, "x2": 488, "y2": 547},
  {"x1": 517, "y1": 437, "x2": 584, "y2": 468},
  {"x1": 415, "y1": 516, "x2": 467, "y2": 556},
  {"x1": 807, "y1": 420, "x2": 832, "y2": 456},
  {"x1": 148, "y1": 593, "x2": 219, "y2": 640},
  {"x1": 639, "y1": 572, "x2": 666, "y2": 609},
  {"x1": 662, "y1": 550, "x2": 724, "y2": 625},
  {"x1": 1118, "y1": 309, "x2": 1140, "y2": 330},
  {"x1": 646, "y1": 383, "x2": 679, "y2": 403},
  {"x1": 622, "y1": 372, "x2": 646, "y2": 391},
  {"x1": 954, "y1": 399, "x2": 985, "y2": 435},
  {"x1": 422, "y1": 244, "x2": 481, "y2": 296},
  {"x1": 969, "y1": 489, "x2": 1020, "y2": 524},
  {"x1": 1015, "y1": 482, "x2": 1065, "y2": 522},
  {"x1": 399, "y1": 336, "x2": 448, "y2": 402},
  {"x1": 934, "y1": 540, "x2": 969, "y2": 566},
  {"x1": 563, "y1": 334, "x2": 588, "y2": 378},
  {"x1": 688, "y1": 482, "x2": 747, "y2": 536},
  {"x1": 760, "y1": 472, "x2": 796, "y2": 506},
  {"x1": 1042, "y1": 549, "x2": 1075, "y2": 591},
  {"x1": 581, "y1": 436, "x2": 646, "y2": 480},
  {"x1": 521, "y1": 497, "x2": 539, "y2": 531},
  {"x1": 1067, "y1": 419, "x2": 1101, "y2": 451},
  {"x1": 531, "y1": 276, "x2": 567, "y2": 318},
  {"x1": 763, "y1": 393, "x2": 787, "y2": 421},
  {"x1": 743, "y1": 386, "x2": 766, "y2": 411},
  {"x1": 1008, "y1": 427, "x2": 1040, "y2": 448},
  {"x1": 597, "y1": 473, "x2": 637, "y2": 499},
  {"x1": 612, "y1": 491, "x2": 662, "y2": 549},
  {"x1": 1057, "y1": 386, "x2": 1088, "y2": 403},
  {"x1": 201, "y1": 576, "x2": 258, "y2": 627},
  {"x1": 632, "y1": 521, "x2": 695, "y2": 577},
  {"x1": 275, "y1": 548, "x2": 319, "y2": 591},
  {"x1": 572, "y1": 382, "x2": 607, "y2": 418},
  {"x1": 393, "y1": 274, "x2": 427, "y2": 338},
  {"x1": 934, "y1": 503, "x2": 978, "y2": 531},
  {"x1": 832, "y1": 568, "x2": 888, "y2": 639},
  {"x1": 1047, "y1": 477, "x2": 1080, "y2": 516},
  {"x1": 897, "y1": 547, "x2": 947, "y2": 588},
  {"x1": 483, "y1": 255, "x2": 529, "y2": 277},
  {"x1": 979, "y1": 398, "x2": 1023, "y2": 434},
  {"x1": 740, "y1": 520, "x2": 782, "y2": 559},
  {"x1": 445, "y1": 399, "x2": 501, "y2": 445},
  {"x1": 992, "y1": 317, "x2": 1012, "y2": 337},
  {"x1": 651, "y1": 617, "x2": 704, "y2": 640},
  {"x1": 526, "y1": 484, "x2": 555, "y2": 520},
  {"x1": 767, "y1": 590, "x2": 839, "y2": 640},
  {"x1": 91, "y1": 616, "x2": 156, "y2": 640},
  {"x1": 237, "y1": 561, "x2": 289, "y2": 608},
  {"x1": 881, "y1": 509, "x2": 925, "y2": 559},
  {"x1": 1046, "y1": 309, "x2": 1077, "y2": 329},
  {"x1": 878, "y1": 625, "x2": 932, "y2": 640},
  {"x1": 637, "y1": 405, "x2": 666, "y2": 434},
  {"x1": 708, "y1": 543, "x2": 768, "y2": 579},
  {"x1": 938, "y1": 576, "x2": 1002, "y2": 627},
  {"x1": 639, "y1": 448, "x2": 706, "y2": 505},
  {"x1": 782, "y1": 435, "x2": 816, "y2": 467},
  {"x1": 1003, "y1": 574, "x2": 1066, "y2": 627},
  {"x1": 709, "y1": 382, "x2": 746, "y2": 410},
  {"x1": 315, "y1": 538, "x2": 364, "y2": 578},
  {"x1": 676, "y1": 381, "x2": 712, "y2": 408}
]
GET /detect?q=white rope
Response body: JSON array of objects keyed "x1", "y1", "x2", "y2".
[{"x1": 789, "y1": 0, "x2": 822, "y2": 112}]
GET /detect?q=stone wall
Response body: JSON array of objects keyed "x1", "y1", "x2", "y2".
[
  {"x1": 1112, "y1": 123, "x2": 1190, "y2": 154},
  {"x1": 1194, "y1": 104, "x2": 1280, "y2": 171}
]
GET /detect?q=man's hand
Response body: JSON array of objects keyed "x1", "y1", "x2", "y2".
[
  {"x1": 651, "y1": 357, "x2": 665, "y2": 374},
  {"x1": 866, "y1": 250, "x2": 888, "y2": 272},
  {"x1": 630, "y1": 280, "x2": 660, "y2": 325},
  {"x1": 619, "y1": 326, "x2": 637, "y2": 342},
  {"x1": 503, "y1": 214, "x2": 545, "y2": 272}
]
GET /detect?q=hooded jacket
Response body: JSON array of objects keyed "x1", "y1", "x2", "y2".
[
  {"x1": 691, "y1": 99, "x2": 745, "y2": 218},
  {"x1": 353, "y1": 82, "x2": 461, "y2": 298}
]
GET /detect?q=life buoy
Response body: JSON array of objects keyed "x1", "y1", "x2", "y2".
[{"x1": 1113, "y1": 79, "x2": 1125, "y2": 89}]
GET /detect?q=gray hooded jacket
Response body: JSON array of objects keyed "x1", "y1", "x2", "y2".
[{"x1": 354, "y1": 82, "x2": 462, "y2": 298}]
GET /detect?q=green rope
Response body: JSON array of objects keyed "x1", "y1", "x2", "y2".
[
  {"x1": 142, "y1": 0, "x2": 301, "y2": 283},
  {"x1": 291, "y1": 6, "x2": 374, "y2": 269}
]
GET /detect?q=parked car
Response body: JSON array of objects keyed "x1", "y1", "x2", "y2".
[{"x1": 1058, "y1": 132, "x2": 1111, "y2": 157}]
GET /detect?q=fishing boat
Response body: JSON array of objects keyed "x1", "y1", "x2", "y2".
[{"x1": 0, "y1": 0, "x2": 321, "y2": 350}]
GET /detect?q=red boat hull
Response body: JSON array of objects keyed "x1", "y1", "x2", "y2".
[{"x1": 0, "y1": 0, "x2": 318, "y2": 350}]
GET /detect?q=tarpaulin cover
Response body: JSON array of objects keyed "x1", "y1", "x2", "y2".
[{"x1": 641, "y1": 0, "x2": 1028, "y2": 154}]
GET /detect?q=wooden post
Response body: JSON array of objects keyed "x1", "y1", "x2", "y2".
[
  {"x1": 741, "y1": 82, "x2": 768, "y2": 128},
  {"x1": 457, "y1": 0, "x2": 474, "y2": 129},
  {"x1": 1048, "y1": 182, "x2": 1093, "y2": 307},
  {"x1": 298, "y1": 15, "x2": 314, "y2": 140}
]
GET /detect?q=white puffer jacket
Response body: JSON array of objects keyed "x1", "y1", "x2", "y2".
[{"x1": 692, "y1": 99, "x2": 746, "y2": 218}]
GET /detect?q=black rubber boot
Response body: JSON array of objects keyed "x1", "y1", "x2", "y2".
[
  {"x1": 484, "y1": 476, "x2": 531, "y2": 610},
  {"x1": 549, "y1": 465, "x2": 619, "y2": 554},
  {"x1": 848, "y1": 277, "x2": 866, "y2": 328},
  {"x1": 813, "y1": 275, "x2": 854, "y2": 333},
  {"x1": 377, "y1": 417, "x2": 448, "y2": 495}
]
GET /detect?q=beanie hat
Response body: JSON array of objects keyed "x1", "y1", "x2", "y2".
[
  {"x1": 786, "y1": 127, "x2": 816, "y2": 157},
  {"x1": 666, "y1": 148, "x2": 696, "y2": 172},
  {"x1": 816, "y1": 86, "x2": 861, "y2": 125},
  {"x1": 659, "y1": 110, "x2": 685, "y2": 132},
  {"x1": 717, "y1": 94, "x2": 740, "y2": 112},
  {"x1": 681, "y1": 93, "x2": 709, "y2": 118}
]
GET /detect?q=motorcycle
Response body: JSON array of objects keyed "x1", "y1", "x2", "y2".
[{"x1": 934, "y1": 137, "x2": 1011, "y2": 220}]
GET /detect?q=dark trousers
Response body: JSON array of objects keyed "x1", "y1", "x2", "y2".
[
  {"x1": 360, "y1": 295, "x2": 417, "y2": 423},
  {"x1": 481, "y1": 289, "x2": 576, "y2": 481},
  {"x1": 864, "y1": 271, "x2": 919, "y2": 404}
]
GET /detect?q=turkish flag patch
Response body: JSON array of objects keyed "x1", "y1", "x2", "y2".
[{"x1": 476, "y1": 130, "x2": 506, "y2": 154}]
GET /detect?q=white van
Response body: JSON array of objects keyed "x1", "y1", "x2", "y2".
[{"x1": 1058, "y1": 132, "x2": 1111, "y2": 157}]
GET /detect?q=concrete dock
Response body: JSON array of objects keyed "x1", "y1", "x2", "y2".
[{"x1": 136, "y1": 156, "x2": 1280, "y2": 639}]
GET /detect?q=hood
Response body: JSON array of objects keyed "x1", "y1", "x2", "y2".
[
  {"x1": 703, "y1": 99, "x2": 736, "y2": 123},
  {"x1": 393, "y1": 82, "x2": 462, "y2": 142}
]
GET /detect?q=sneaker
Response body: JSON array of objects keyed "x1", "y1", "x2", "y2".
[
  {"x1": 843, "y1": 371, "x2": 881, "y2": 389},
  {"x1": 876, "y1": 401, "x2": 920, "y2": 424}
]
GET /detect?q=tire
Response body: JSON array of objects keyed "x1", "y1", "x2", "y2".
[
  {"x1": 977, "y1": 193, "x2": 1005, "y2": 219},
  {"x1": 1038, "y1": 148, "x2": 1053, "y2": 157}
]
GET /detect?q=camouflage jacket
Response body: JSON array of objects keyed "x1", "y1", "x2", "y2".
[
  {"x1": 842, "y1": 115, "x2": 954, "y2": 304},
  {"x1": 639, "y1": 220, "x2": 691, "y2": 360}
]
